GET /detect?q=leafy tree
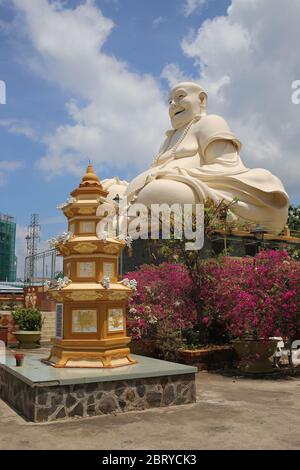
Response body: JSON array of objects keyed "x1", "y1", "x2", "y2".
[{"x1": 288, "y1": 204, "x2": 300, "y2": 234}]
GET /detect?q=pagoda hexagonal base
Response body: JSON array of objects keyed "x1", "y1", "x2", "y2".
[{"x1": 43, "y1": 338, "x2": 137, "y2": 368}]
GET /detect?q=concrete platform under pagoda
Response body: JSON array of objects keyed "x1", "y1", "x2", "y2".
[{"x1": 0, "y1": 353, "x2": 197, "y2": 422}]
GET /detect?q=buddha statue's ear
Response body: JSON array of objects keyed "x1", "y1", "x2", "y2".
[{"x1": 199, "y1": 91, "x2": 207, "y2": 117}]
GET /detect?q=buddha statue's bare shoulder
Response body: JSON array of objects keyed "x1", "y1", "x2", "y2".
[
  {"x1": 193, "y1": 114, "x2": 232, "y2": 137},
  {"x1": 192, "y1": 114, "x2": 240, "y2": 155}
]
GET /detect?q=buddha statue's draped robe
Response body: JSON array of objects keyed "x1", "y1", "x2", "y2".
[{"x1": 124, "y1": 114, "x2": 289, "y2": 234}]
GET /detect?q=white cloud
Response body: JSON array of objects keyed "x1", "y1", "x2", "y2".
[
  {"x1": 0, "y1": 119, "x2": 37, "y2": 139},
  {"x1": 0, "y1": 159, "x2": 23, "y2": 186},
  {"x1": 161, "y1": 63, "x2": 193, "y2": 88},
  {"x1": 12, "y1": 0, "x2": 168, "y2": 179},
  {"x1": 178, "y1": 0, "x2": 300, "y2": 202},
  {"x1": 152, "y1": 16, "x2": 164, "y2": 29},
  {"x1": 183, "y1": 0, "x2": 207, "y2": 17}
]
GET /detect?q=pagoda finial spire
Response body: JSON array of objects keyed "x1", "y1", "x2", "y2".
[
  {"x1": 82, "y1": 163, "x2": 100, "y2": 184},
  {"x1": 70, "y1": 162, "x2": 108, "y2": 198}
]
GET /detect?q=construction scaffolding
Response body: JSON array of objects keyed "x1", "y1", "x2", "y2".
[
  {"x1": 25, "y1": 214, "x2": 41, "y2": 284},
  {"x1": 0, "y1": 213, "x2": 17, "y2": 282}
]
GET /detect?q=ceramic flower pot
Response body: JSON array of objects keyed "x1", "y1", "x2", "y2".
[
  {"x1": 13, "y1": 331, "x2": 41, "y2": 349},
  {"x1": 233, "y1": 339, "x2": 278, "y2": 373},
  {"x1": 178, "y1": 345, "x2": 236, "y2": 370}
]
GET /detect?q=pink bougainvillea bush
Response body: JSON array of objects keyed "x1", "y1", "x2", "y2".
[
  {"x1": 200, "y1": 250, "x2": 300, "y2": 341},
  {"x1": 125, "y1": 250, "x2": 300, "y2": 350},
  {"x1": 125, "y1": 263, "x2": 197, "y2": 344}
]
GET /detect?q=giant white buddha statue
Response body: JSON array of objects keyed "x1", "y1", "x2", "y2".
[{"x1": 104, "y1": 82, "x2": 289, "y2": 234}]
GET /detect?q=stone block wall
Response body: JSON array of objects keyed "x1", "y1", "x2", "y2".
[
  {"x1": 0, "y1": 367, "x2": 36, "y2": 420},
  {"x1": 0, "y1": 366, "x2": 196, "y2": 422}
]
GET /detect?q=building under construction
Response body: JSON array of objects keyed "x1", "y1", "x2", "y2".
[
  {"x1": 0, "y1": 213, "x2": 17, "y2": 282},
  {"x1": 24, "y1": 214, "x2": 41, "y2": 285}
]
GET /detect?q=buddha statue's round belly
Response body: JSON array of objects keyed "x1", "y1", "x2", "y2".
[
  {"x1": 157, "y1": 153, "x2": 200, "y2": 170},
  {"x1": 125, "y1": 154, "x2": 200, "y2": 201},
  {"x1": 136, "y1": 179, "x2": 197, "y2": 206}
]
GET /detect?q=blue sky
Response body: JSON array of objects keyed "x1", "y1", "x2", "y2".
[
  {"x1": 0, "y1": 0, "x2": 299, "y2": 276},
  {"x1": 0, "y1": 0, "x2": 229, "y2": 225}
]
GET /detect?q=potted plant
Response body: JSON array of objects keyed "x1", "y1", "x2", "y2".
[{"x1": 12, "y1": 308, "x2": 43, "y2": 349}]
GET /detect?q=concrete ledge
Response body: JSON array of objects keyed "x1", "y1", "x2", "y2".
[{"x1": 0, "y1": 355, "x2": 197, "y2": 422}]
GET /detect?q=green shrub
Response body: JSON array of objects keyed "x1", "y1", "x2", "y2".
[{"x1": 12, "y1": 308, "x2": 43, "y2": 331}]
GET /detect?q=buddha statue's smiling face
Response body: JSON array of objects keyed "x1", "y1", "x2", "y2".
[{"x1": 168, "y1": 82, "x2": 207, "y2": 130}]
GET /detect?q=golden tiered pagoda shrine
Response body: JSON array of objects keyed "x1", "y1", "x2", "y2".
[{"x1": 45, "y1": 164, "x2": 136, "y2": 368}]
